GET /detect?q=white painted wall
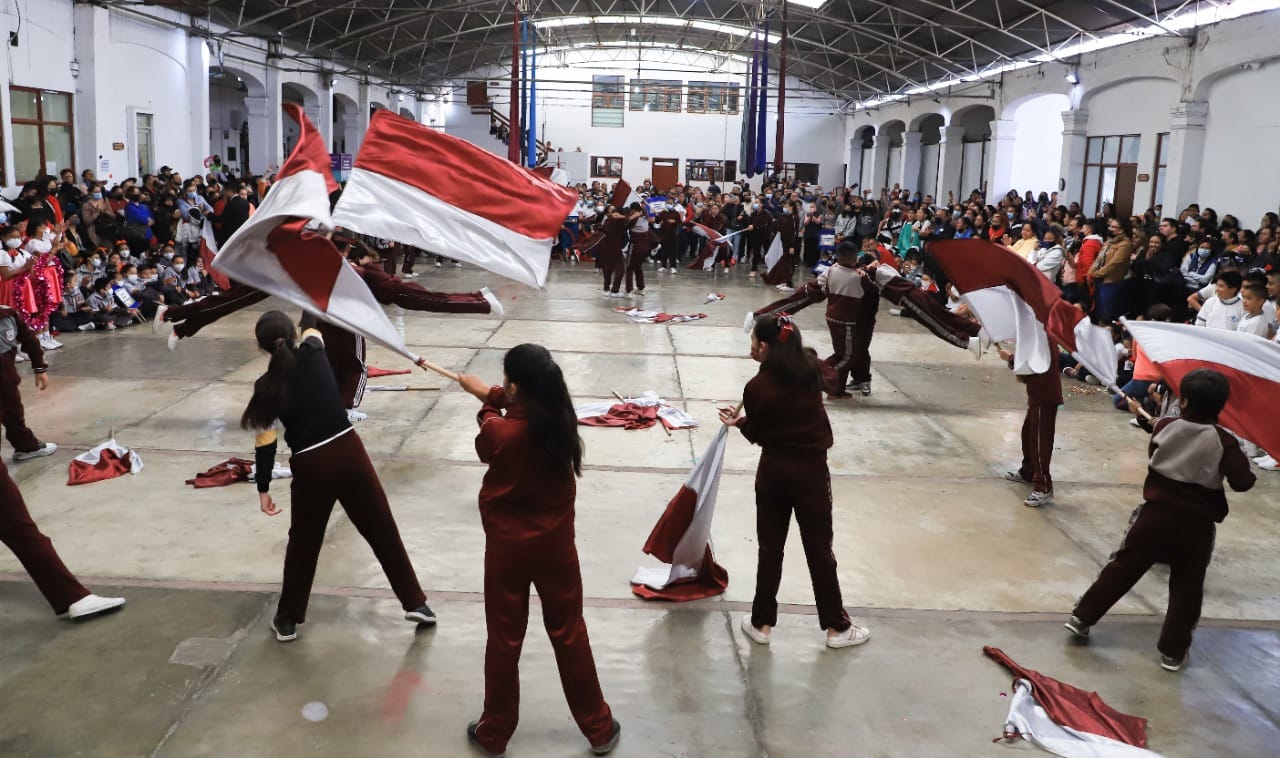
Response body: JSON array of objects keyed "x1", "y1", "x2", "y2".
[
  {"x1": 1007, "y1": 94, "x2": 1068, "y2": 196},
  {"x1": 1198, "y1": 64, "x2": 1280, "y2": 226}
]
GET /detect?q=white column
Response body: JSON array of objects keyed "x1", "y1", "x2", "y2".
[
  {"x1": 264, "y1": 67, "x2": 284, "y2": 170},
  {"x1": 1161, "y1": 101, "x2": 1209, "y2": 217},
  {"x1": 187, "y1": 36, "x2": 211, "y2": 174},
  {"x1": 899, "y1": 132, "x2": 923, "y2": 195},
  {"x1": 869, "y1": 135, "x2": 890, "y2": 195},
  {"x1": 72, "y1": 4, "x2": 112, "y2": 182},
  {"x1": 244, "y1": 95, "x2": 271, "y2": 174},
  {"x1": 846, "y1": 138, "x2": 860, "y2": 187},
  {"x1": 354, "y1": 81, "x2": 373, "y2": 153},
  {"x1": 1058, "y1": 109, "x2": 1089, "y2": 209},
  {"x1": 316, "y1": 75, "x2": 334, "y2": 150},
  {"x1": 986, "y1": 118, "x2": 1017, "y2": 197},
  {"x1": 936, "y1": 125, "x2": 965, "y2": 203}
]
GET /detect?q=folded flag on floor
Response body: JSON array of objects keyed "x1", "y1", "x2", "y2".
[
  {"x1": 575, "y1": 391, "x2": 697, "y2": 430},
  {"x1": 613, "y1": 307, "x2": 707, "y2": 324},
  {"x1": 1123, "y1": 319, "x2": 1280, "y2": 457},
  {"x1": 631, "y1": 426, "x2": 729, "y2": 600},
  {"x1": 68, "y1": 438, "x2": 143, "y2": 486},
  {"x1": 185, "y1": 458, "x2": 293, "y2": 488},
  {"x1": 984, "y1": 647, "x2": 1158, "y2": 757},
  {"x1": 332, "y1": 109, "x2": 578, "y2": 289},
  {"x1": 929, "y1": 239, "x2": 1115, "y2": 386},
  {"x1": 211, "y1": 104, "x2": 423, "y2": 364}
]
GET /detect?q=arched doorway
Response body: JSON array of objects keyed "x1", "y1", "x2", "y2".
[{"x1": 208, "y1": 66, "x2": 265, "y2": 175}]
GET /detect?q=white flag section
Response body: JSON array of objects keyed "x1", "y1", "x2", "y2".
[
  {"x1": 961, "y1": 286, "x2": 1053, "y2": 374},
  {"x1": 762, "y1": 233, "x2": 783, "y2": 273},
  {"x1": 332, "y1": 110, "x2": 577, "y2": 289},
  {"x1": 212, "y1": 104, "x2": 421, "y2": 363},
  {"x1": 1001, "y1": 680, "x2": 1163, "y2": 758},
  {"x1": 631, "y1": 425, "x2": 729, "y2": 601}
]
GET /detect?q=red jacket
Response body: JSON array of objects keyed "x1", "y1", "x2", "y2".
[
  {"x1": 1076, "y1": 235, "x2": 1103, "y2": 284},
  {"x1": 475, "y1": 387, "x2": 577, "y2": 543}
]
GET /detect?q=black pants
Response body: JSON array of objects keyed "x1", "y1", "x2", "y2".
[
  {"x1": 658, "y1": 239, "x2": 679, "y2": 269},
  {"x1": 803, "y1": 237, "x2": 821, "y2": 268}
]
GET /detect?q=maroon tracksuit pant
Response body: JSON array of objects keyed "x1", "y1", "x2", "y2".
[
  {"x1": 1018, "y1": 403, "x2": 1057, "y2": 493},
  {"x1": 825, "y1": 320, "x2": 857, "y2": 393},
  {"x1": 476, "y1": 534, "x2": 614, "y2": 754},
  {"x1": 276, "y1": 431, "x2": 426, "y2": 624},
  {"x1": 625, "y1": 238, "x2": 651, "y2": 293},
  {"x1": 1073, "y1": 503, "x2": 1214, "y2": 660},
  {"x1": 752, "y1": 453, "x2": 851, "y2": 631},
  {"x1": 599, "y1": 252, "x2": 624, "y2": 294},
  {"x1": 850, "y1": 290, "x2": 879, "y2": 386},
  {"x1": 166, "y1": 282, "x2": 269, "y2": 339},
  {"x1": 0, "y1": 459, "x2": 89, "y2": 614},
  {"x1": 0, "y1": 352, "x2": 40, "y2": 453}
]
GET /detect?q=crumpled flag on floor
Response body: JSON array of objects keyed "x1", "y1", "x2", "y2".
[
  {"x1": 630, "y1": 425, "x2": 729, "y2": 601},
  {"x1": 985, "y1": 646, "x2": 1158, "y2": 757},
  {"x1": 613, "y1": 307, "x2": 707, "y2": 324},
  {"x1": 68, "y1": 438, "x2": 143, "y2": 486},
  {"x1": 575, "y1": 391, "x2": 697, "y2": 430},
  {"x1": 185, "y1": 458, "x2": 293, "y2": 488},
  {"x1": 704, "y1": 292, "x2": 726, "y2": 303}
]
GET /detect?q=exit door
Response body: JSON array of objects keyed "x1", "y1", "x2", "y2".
[
  {"x1": 652, "y1": 158, "x2": 679, "y2": 193},
  {"x1": 1113, "y1": 164, "x2": 1138, "y2": 219}
]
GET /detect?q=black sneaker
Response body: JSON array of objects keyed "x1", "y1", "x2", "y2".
[
  {"x1": 271, "y1": 619, "x2": 297, "y2": 642},
  {"x1": 591, "y1": 720, "x2": 622, "y2": 755},
  {"x1": 1160, "y1": 653, "x2": 1188, "y2": 672},
  {"x1": 1064, "y1": 615, "x2": 1091, "y2": 639},
  {"x1": 405, "y1": 604, "x2": 437, "y2": 626},
  {"x1": 467, "y1": 720, "x2": 505, "y2": 757}
]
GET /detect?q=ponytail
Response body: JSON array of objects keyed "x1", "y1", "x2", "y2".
[
  {"x1": 503, "y1": 343, "x2": 584, "y2": 477},
  {"x1": 752, "y1": 314, "x2": 821, "y2": 392},
  {"x1": 240, "y1": 311, "x2": 298, "y2": 430}
]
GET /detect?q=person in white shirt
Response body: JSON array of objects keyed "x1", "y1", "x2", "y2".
[
  {"x1": 1033, "y1": 229, "x2": 1066, "y2": 284},
  {"x1": 1236, "y1": 285, "x2": 1273, "y2": 339},
  {"x1": 1195, "y1": 271, "x2": 1245, "y2": 331}
]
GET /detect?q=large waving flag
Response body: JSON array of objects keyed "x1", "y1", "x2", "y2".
[
  {"x1": 930, "y1": 239, "x2": 1115, "y2": 386},
  {"x1": 685, "y1": 224, "x2": 742, "y2": 271},
  {"x1": 1123, "y1": 319, "x2": 1280, "y2": 456},
  {"x1": 332, "y1": 109, "x2": 577, "y2": 289},
  {"x1": 211, "y1": 104, "x2": 421, "y2": 362},
  {"x1": 631, "y1": 426, "x2": 730, "y2": 601},
  {"x1": 610, "y1": 179, "x2": 641, "y2": 210},
  {"x1": 762, "y1": 232, "x2": 783, "y2": 273}
]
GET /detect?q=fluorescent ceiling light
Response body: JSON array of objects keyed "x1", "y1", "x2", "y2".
[
  {"x1": 535, "y1": 15, "x2": 781, "y2": 45},
  {"x1": 785, "y1": 0, "x2": 829, "y2": 7}
]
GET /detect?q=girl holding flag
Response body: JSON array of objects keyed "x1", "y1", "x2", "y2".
[
  {"x1": 720, "y1": 315, "x2": 870, "y2": 650},
  {"x1": 455, "y1": 344, "x2": 621, "y2": 757}
]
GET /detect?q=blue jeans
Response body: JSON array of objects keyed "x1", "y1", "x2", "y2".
[{"x1": 1113, "y1": 379, "x2": 1151, "y2": 410}]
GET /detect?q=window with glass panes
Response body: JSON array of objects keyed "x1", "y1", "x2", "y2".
[
  {"x1": 1081, "y1": 134, "x2": 1140, "y2": 217},
  {"x1": 591, "y1": 75, "x2": 625, "y2": 127},
  {"x1": 687, "y1": 82, "x2": 740, "y2": 114},
  {"x1": 629, "y1": 80, "x2": 682, "y2": 112},
  {"x1": 1151, "y1": 132, "x2": 1169, "y2": 210},
  {"x1": 10, "y1": 87, "x2": 75, "y2": 182}
]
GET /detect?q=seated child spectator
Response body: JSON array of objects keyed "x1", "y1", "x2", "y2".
[
  {"x1": 1194, "y1": 270, "x2": 1244, "y2": 330},
  {"x1": 88, "y1": 277, "x2": 134, "y2": 330},
  {"x1": 1236, "y1": 285, "x2": 1272, "y2": 339},
  {"x1": 50, "y1": 272, "x2": 96, "y2": 333},
  {"x1": 1112, "y1": 304, "x2": 1172, "y2": 410}
]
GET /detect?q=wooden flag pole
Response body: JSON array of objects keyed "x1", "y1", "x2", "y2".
[{"x1": 415, "y1": 357, "x2": 459, "y2": 383}]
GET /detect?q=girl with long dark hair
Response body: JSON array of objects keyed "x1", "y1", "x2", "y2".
[
  {"x1": 456, "y1": 344, "x2": 620, "y2": 757},
  {"x1": 241, "y1": 310, "x2": 434, "y2": 642},
  {"x1": 720, "y1": 315, "x2": 870, "y2": 650}
]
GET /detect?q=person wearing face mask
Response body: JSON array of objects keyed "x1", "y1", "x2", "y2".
[
  {"x1": 654, "y1": 202, "x2": 683, "y2": 273},
  {"x1": 1090, "y1": 218, "x2": 1134, "y2": 324},
  {"x1": 744, "y1": 199, "x2": 776, "y2": 278},
  {"x1": 1181, "y1": 240, "x2": 1219, "y2": 293},
  {"x1": 177, "y1": 183, "x2": 214, "y2": 226},
  {"x1": 123, "y1": 191, "x2": 156, "y2": 253},
  {"x1": 802, "y1": 203, "x2": 824, "y2": 269},
  {"x1": 17, "y1": 222, "x2": 68, "y2": 351},
  {"x1": 763, "y1": 201, "x2": 801, "y2": 292}
]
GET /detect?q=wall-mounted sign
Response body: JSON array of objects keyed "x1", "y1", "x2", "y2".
[
  {"x1": 1137, "y1": 173, "x2": 1150, "y2": 182},
  {"x1": 112, "y1": 142, "x2": 125, "y2": 151}
]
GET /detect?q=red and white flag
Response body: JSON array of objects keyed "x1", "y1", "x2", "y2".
[
  {"x1": 684, "y1": 224, "x2": 741, "y2": 271},
  {"x1": 631, "y1": 426, "x2": 730, "y2": 601},
  {"x1": 762, "y1": 233, "x2": 783, "y2": 273},
  {"x1": 332, "y1": 109, "x2": 578, "y2": 289},
  {"x1": 930, "y1": 239, "x2": 1115, "y2": 386},
  {"x1": 68, "y1": 438, "x2": 144, "y2": 486},
  {"x1": 610, "y1": 179, "x2": 641, "y2": 210},
  {"x1": 211, "y1": 104, "x2": 421, "y2": 362},
  {"x1": 198, "y1": 219, "x2": 231, "y2": 291},
  {"x1": 1123, "y1": 319, "x2": 1280, "y2": 456}
]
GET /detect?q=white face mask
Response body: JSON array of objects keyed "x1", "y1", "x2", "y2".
[
  {"x1": 4, "y1": 238, "x2": 21, "y2": 249},
  {"x1": 127, "y1": 274, "x2": 140, "y2": 283},
  {"x1": 27, "y1": 238, "x2": 52, "y2": 254},
  {"x1": 163, "y1": 252, "x2": 174, "y2": 260},
  {"x1": 91, "y1": 257, "x2": 101, "y2": 266},
  {"x1": 43, "y1": 230, "x2": 55, "y2": 241},
  {"x1": 595, "y1": 206, "x2": 604, "y2": 213}
]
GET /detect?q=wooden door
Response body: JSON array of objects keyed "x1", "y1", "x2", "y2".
[
  {"x1": 652, "y1": 158, "x2": 679, "y2": 193},
  {"x1": 1114, "y1": 164, "x2": 1138, "y2": 218}
]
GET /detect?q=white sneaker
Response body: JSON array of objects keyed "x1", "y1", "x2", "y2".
[
  {"x1": 13, "y1": 442, "x2": 57, "y2": 461},
  {"x1": 480, "y1": 286, "x2": 505, "y2": 316},
  {"x1": 347, "y1": 409, "x2": 368, "y2": 423},
  {"x1": 453, "y1": 261, "x2": 462, "y2": 268},
  {"x1": 167, "y1": 329, "x2": 180, "y2": 351},
  {"x1": 635, "y1": 289, "x2": 646, "y2": 296},
  {"x1": 435, "y1": 260, "x2": 442, "y2": 268},
  {"x1": 657, "y1": 267, "x2": 667, "y2": 273},
  {"x1": 64, "y1": 594, "x2": 126, "y2": 621},
  {"x1": 38, "y1": 335, "x2": 60, "y2": 351},
  {"x1": 77, "y1": 322, "x2": 96, "y2": 331},
  {"x1": 1254, "y1": 454, "x2": 1278, "y2": 471},
  {"x1": 740, "y1": 616, "x2": 770, "y2": 646},
  {"x1": 1024, "y1": 490, "x2": 1054, "y2": 507},
  {"x1": 668, "y1": 268, "x2": 677, "y2": 276},
  {"x1": 968, "y1": 336, "x2": 983, "y2": 360},
  {"x1": 777, "y1": 285, "x2": 795, "y2": 293},
  {"x1": 889, "y1": 308, "x2": 903, "y2": 317},
  {"x1": 1129, "y1": 418, "x2": 1143, "y2": 428},
  {"x1": 402, "y1": 272, "x2": 419, "y2": 279},
  {"x1": 15, "y1": 352, "x2": 25, "y2": 363},
  {"x1": 825, "y1": 624, "x2": 871, "y2": 649},
  {"x1": 152, "y1": 303, "x2": 168, "y2": 333}
]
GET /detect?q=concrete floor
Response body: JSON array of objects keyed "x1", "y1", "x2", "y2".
[{"x1": 1, "y1": 261, "x2": 1277, "y2": 757}]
